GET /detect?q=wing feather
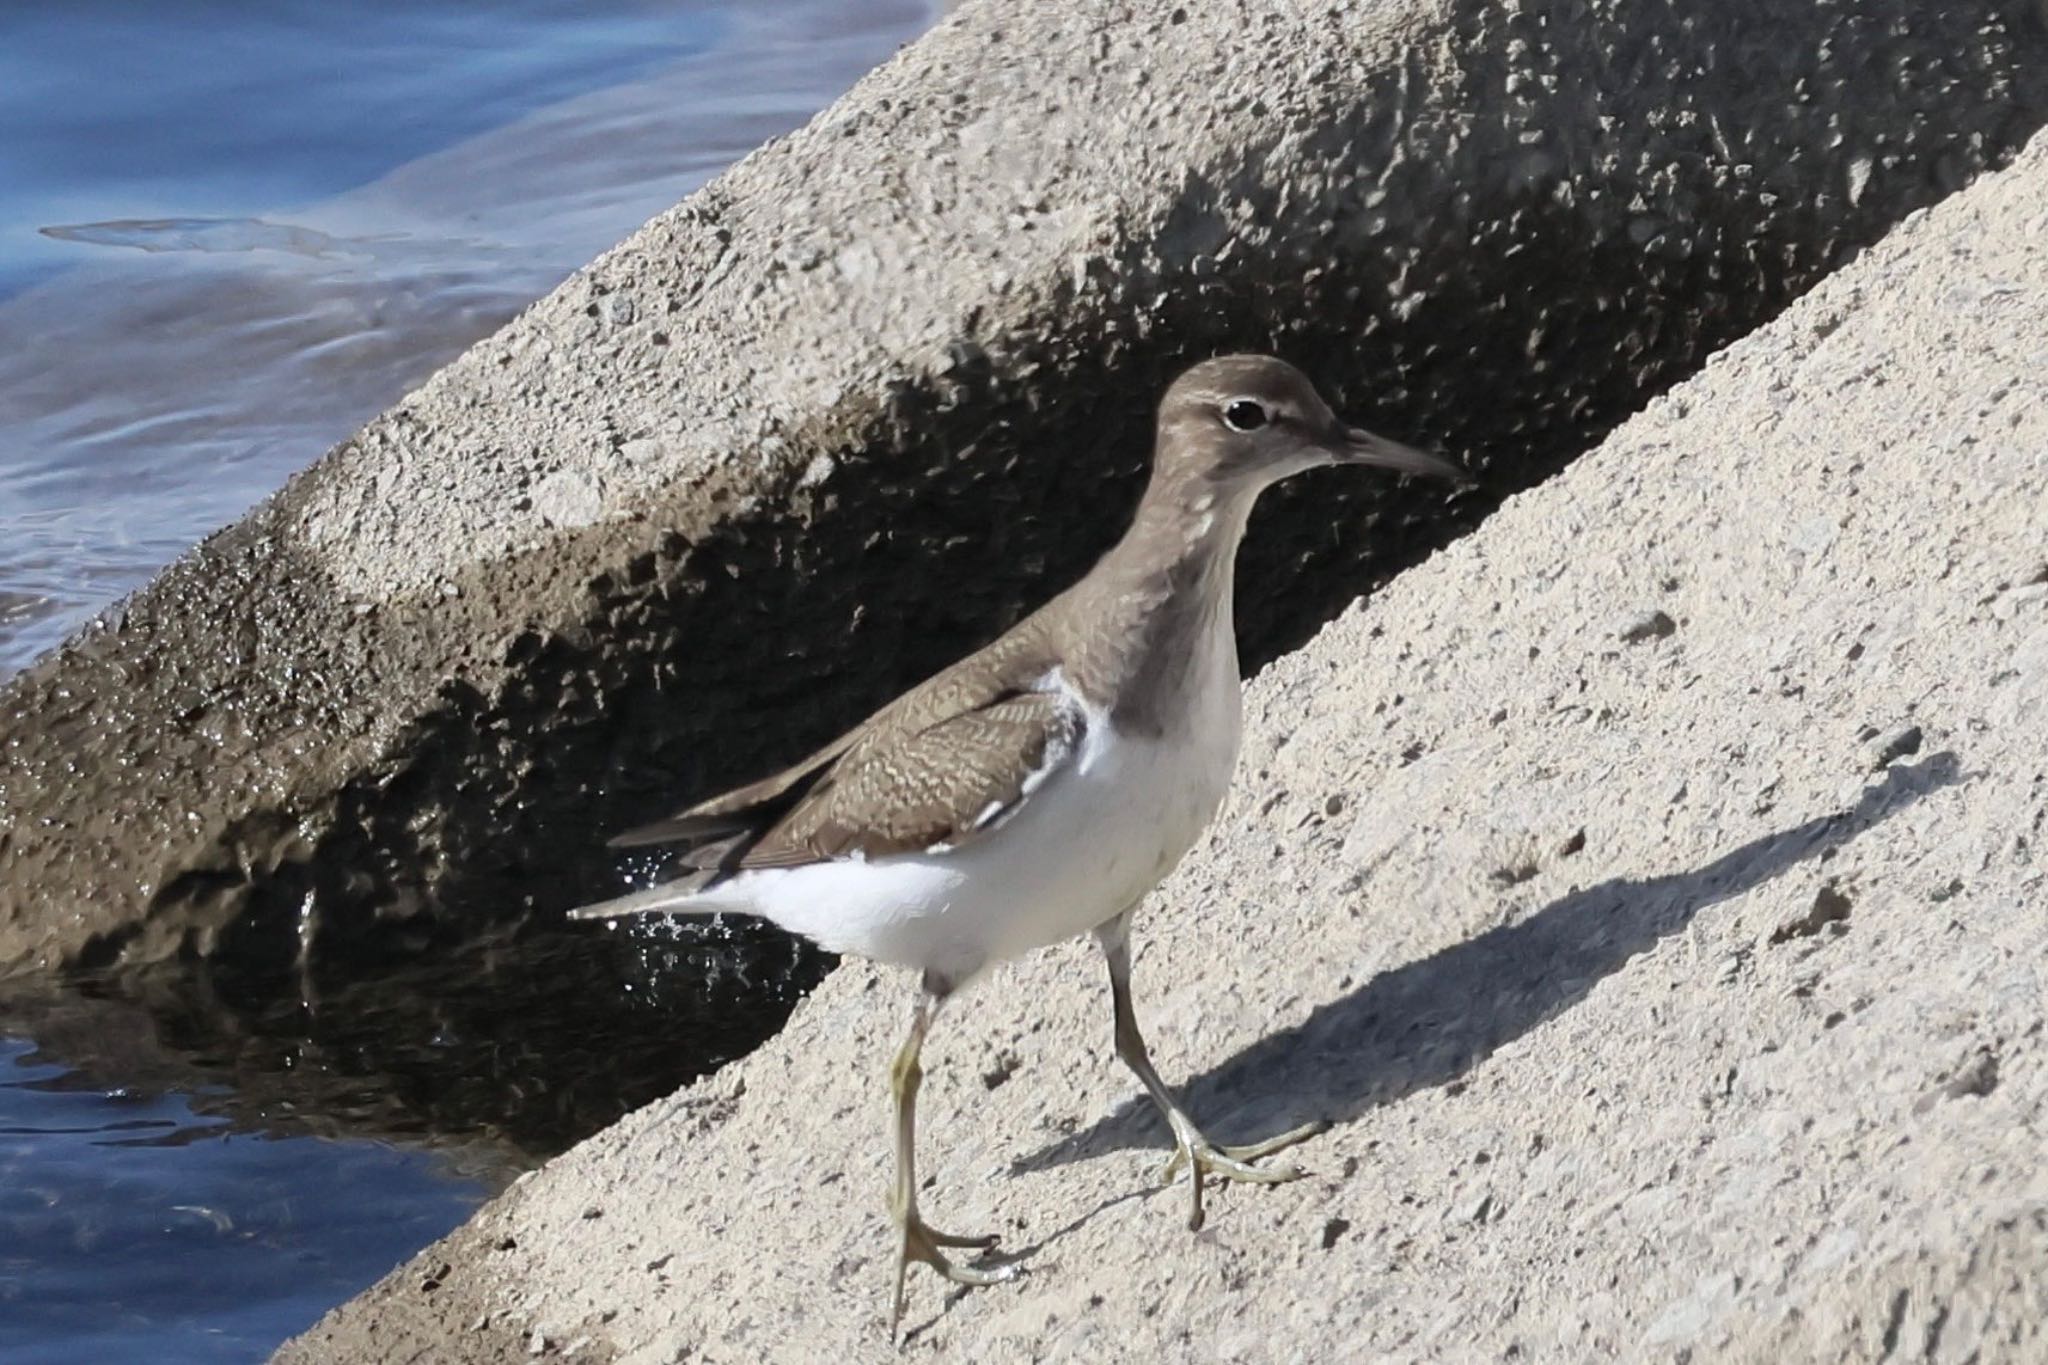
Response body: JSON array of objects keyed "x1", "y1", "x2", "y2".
[
  {"x1": 594, "y1": 621, "x2": 1074, "y2": 894},
  {"x1": 740, "y1": 690, "x2": 1082, "y2": 868},
  {"x1": 605, "y1": 733, "x2": 856, "y2": 849}
]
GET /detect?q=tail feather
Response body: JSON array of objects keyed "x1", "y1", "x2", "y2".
[
  {"x1": 606, "y1": 811, "x2": 752, "y2": 850},
  {"x1": 568, "y1": 872, "x2": 721, "y2": 921}
]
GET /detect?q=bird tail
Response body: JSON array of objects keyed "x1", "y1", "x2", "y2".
[{"x1": 567, "y1": 872, "x2": 722, "y2": 922}]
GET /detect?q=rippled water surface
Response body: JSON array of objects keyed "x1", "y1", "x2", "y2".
[
  {"x1": 0, "y1": 0, "x2": 931, "y2": 1356},
  {"x1": 0, "y1": 0, "x2": 932, "y2": 675},
  {"x1": 0, "y1": 1036, "x2": 490, "y2": 1364}
]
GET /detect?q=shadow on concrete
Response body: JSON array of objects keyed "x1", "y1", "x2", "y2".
[{"x1": 1016, "y1": 751, "x2": 1962, "y2": 1174}]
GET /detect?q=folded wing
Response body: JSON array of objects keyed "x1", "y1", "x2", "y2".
[
  {"x1": 745, "y1": 689, "x2": 1083, "y2": 868},
  {"x1": 579, "y1": 628, "x2": 1083, "y2": 917}
]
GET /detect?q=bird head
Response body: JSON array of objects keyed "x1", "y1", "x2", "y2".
[{"x1": 1154, "y1": 354, "x2": 1469, "y2": 494}]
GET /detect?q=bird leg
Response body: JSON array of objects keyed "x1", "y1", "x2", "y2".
[
  {"x1": 890, "y1": 977, "x2": 1012, "y2": 1334},
  {"x1": 1096, "y1": 913, "x2": 1328, "y2": 1232}
]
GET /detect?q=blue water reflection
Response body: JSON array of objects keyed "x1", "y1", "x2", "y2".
[
  {"x1": 0, "y1": 1037, "x2": 487, "y2": 1363},
  {"x1": 0, "y1": 0, "x2": 716, "y2": 302}
]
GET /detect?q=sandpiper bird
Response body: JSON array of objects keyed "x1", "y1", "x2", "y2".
[{"x1": 573, "y1": 355, "x2": 1465, "y2": 1328}]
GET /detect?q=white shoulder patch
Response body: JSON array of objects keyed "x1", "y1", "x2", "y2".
[{"x1": 922, "y1": 678, "x2": 1087, "y2": 855}]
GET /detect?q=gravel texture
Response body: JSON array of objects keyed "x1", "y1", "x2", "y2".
[
  {"x1": 6, "y1": 0, "x2": 2047, "y2": 986},
  {"x1": 277, "y1": 119, "x2": 2048, "y2": 1365}
]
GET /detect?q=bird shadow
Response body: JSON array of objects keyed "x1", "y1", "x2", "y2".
[{"x1": 1015, "y1": 751, "x2": 1961, "y2": 1175}]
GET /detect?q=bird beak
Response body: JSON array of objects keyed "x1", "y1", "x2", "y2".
[{"x1": 1337, "y1": 427, "x2": 1472, "y2": 485}]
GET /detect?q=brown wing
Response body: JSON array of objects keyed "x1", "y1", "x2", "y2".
[
  {"x1": 571, "y1": 684, "x2": 1082, "y2": 922},
  {"x1": 604, "y1": 618, "x2": 1066, "y2": 862},
  {"x1": 605, "y1": 728, "x2": 861, "y2": 850},
  {"x1": 740, "y1": 689, "x2": 1082, "y2": 868}
]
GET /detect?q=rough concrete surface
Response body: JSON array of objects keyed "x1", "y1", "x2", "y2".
[
  {"x1": 6, "y1": 0, "x2": 2048, "y2": 993},
  {"x1": 277, "y1": 124, "x2": 2048, "y2": 1365}
]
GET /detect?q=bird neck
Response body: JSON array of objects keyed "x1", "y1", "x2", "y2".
[{"x1": 1059, "y1": 472, "x2": 1257, "y2": 736}]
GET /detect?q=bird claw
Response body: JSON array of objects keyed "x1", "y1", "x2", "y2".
[
  {"x1": 891, "y1": 1214, "x2": 1015, "y2": 1334},
  {"x1": 1157, "y1": 1119, "x2": 1330, "y2": 1232},
  {"x1": 911, "y1": 1220, "x2": 1003, "y2": 1256}
]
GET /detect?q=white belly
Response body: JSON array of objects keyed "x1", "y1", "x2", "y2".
[{"x1": 695, "y1": 640, "x2": 1243, "y2": 985}]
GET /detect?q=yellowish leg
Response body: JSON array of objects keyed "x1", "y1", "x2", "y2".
[
  {"x1": 889, "y1": 980, "x2": 1013, "y2": 1335},
  {"x1": 1096, "y1": 913, "x2": 1328, "y2": 1232}
]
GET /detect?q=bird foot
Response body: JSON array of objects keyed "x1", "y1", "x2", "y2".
[
  {"x1": 1157, "y1": 1118, "x2": 1330, "y2": 1232},
  {"x1": 891, "y1": 1213, "x2": 1014, "y2": 1333}
]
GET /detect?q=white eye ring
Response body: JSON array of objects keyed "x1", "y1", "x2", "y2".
[{"x1": 1222, "y1": 399, "x2": 1268, "y2": 432}]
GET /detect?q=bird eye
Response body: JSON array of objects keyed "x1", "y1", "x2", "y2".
[{"x1": 1222, "y1": 399, "x2": 1268, "y2": 432}]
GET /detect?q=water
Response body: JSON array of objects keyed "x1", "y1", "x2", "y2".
[
  {"x1": 0, "y1": 0, "x2": 932, "y2": 1356},
  {"x1": 0, "y1": 0, "x2": 934, "y2": 674},
  {"x1": 0, "y1": 1037, "x2": 489, "y2": 1364}
]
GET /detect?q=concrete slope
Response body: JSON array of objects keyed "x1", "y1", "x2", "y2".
[
  {"x1": 7, "y1": 0, "x2": 2048, "y2": 981},
  {"x1": 276, "y1": 125, "x2": 2048, "y2": 1365}
]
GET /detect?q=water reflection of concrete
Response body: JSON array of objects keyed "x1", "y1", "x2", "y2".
[
  {"x1": 0, "y1": 913, "x2": 832, "y2": 1171},
  {"x1": 0, "y1": 0, "x2": 933, "y2": 675}
]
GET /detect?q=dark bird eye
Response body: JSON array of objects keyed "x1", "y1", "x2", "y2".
[{"x1": 1222, "y1": 399, "x2": 1268, "y2": 432}]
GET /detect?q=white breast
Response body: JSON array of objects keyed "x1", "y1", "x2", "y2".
[{"x1": 698, "y1": 609, "x2": 1245, "y2": 986}]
